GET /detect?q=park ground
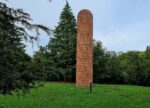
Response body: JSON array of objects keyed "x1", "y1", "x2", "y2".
[{"x1": 0, "y1": 82, "x2": 150, "y2": 108}]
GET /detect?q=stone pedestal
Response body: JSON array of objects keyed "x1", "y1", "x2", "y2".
[{"x1": 76, "y1": 9, "x2": 93, "y2": 87}]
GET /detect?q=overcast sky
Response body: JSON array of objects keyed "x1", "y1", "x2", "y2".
[{"x1": 4, "y1": 0, "x2": 150, "y2": 55}]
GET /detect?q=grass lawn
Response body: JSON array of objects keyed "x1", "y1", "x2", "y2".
[{"x1": 0, "y1": 82, "x2": 150, "y2": 108}]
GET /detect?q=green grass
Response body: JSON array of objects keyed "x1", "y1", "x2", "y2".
[{"x1": 0, "y1": 82, "x2": 150, "y2": 108}]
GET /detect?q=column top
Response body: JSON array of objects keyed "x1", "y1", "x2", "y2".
[{"x1": 78, "y1": 9, "x2": 93, "y2": 16}]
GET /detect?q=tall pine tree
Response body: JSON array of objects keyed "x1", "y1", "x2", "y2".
[{"x1": 47, "y1": 1, "x2": 77, "y2": 81}]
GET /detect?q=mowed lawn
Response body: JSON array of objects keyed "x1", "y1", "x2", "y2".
[{"x1": 0, "y1": 82, "x2": 150, "y2": 108}]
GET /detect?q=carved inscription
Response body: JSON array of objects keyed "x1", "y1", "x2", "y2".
[{"x1": 81, "y1": 37, "x2": 91, "y2": 44}]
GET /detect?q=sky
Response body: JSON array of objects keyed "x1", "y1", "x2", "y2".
[{"x1": 3, "y1": 0, "x2": 150, "y2": 55}]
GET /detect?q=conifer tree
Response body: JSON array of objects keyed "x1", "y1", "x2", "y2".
[
  {"x1": 0, "y1": 1, "x2": 50, "y2": 94},
  {"x1": 47, "y1": 1, "x2": 77, "y2": 81}
]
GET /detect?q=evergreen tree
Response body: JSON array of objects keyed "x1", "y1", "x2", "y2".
[
  {"x1": 0, "y1": 1, "x2": 50, "y2": 94},
  {"x1": 93, "y1": 40, "x2": 107, "y2": 83},
  {"x1": 46, "y1": 1, "x2": 77, "y2": 81}
]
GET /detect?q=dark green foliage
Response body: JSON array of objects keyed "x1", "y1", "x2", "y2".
[
  {"x1": 0, "y1": 1, "x2": 50, "y2": 94},
  {"x1": 32, "y1": 47, "x2": 53, "y2": 81},
  {"x1": 93, "y1": 41, "x2": 124, "y2": 84},
  {"x1": 47, "y1": 1, "x2": 77, "y2": 81},
  {"x1": 119, "y1": 51, "x2": 142, "y2": 84},
  {"x1": 110, "y1": 50, "x2": 150, "y2": 86},
  {"x1": 105, "y1": 51, "x2": 124, "y2": 84},
  {"x1": 33, "y1": 2, "x2": 77, "y2": 82},
  {"x1": 139, "y1": 46, "x2": 150, "y2": 86},
  {"x1": 93, "y1": 40, "x2": 107, "y2": 83},
  {"x1": 93, "y1": 40, "x2": 150, "y2": 86}
]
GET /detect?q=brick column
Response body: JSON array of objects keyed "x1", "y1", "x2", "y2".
[{"x1": 76, "y1": 9, "x2": 93, "y2": 87}]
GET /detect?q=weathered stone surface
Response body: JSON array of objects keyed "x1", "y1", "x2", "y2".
[{"x1": 76, "y1": 9, "x2": 93, "y2": 87}]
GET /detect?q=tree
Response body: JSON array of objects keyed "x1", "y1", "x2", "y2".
[
  {"x1": 48, "y1": 1, "x2": 77, "y2": 81},
  {"x1": 93, "y1": 40, "x2": 108, "y2": 83},
  {"x1": 140, "y1": 46, "x2": 150, "y2": 86},
  {"x1": 33, "y1": 1, "x2": 77, "y2": 82},
  {"x1": 106, "y1": 51, "x2": 124, "y2": 84},
  {"x1": 119, "y1": 51, "x2": 143, "y2": 85},
  {"x1": 0, "y1": 1, "x2": 50, "y2": 94}
]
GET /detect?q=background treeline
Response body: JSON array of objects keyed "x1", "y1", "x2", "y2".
[
  {"x1": 93, "y1": 41, "x2": 150, "y2": 86},
  {"x1": 0, "y1": 1, "x2": 149, "y2": 95},
  {"x1": 33, "y1": 40, "x2": 150, "y2": 86}
]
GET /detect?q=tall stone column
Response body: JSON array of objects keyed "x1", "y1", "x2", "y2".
[{"x1": 76, "y1": 9, "x2": 93, "y2": 87}]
